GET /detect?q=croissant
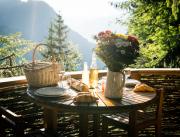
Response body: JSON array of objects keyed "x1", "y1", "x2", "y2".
[
  {"x1": 73, "y1": 93, "x2": 98, "y2": 103},
  {"x1": 133, "y1": 83, "x2": 155, "y2": 92}
]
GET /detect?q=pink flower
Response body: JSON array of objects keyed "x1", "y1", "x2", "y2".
[
  {"x1": 98, "y1": 30, "x2": 112, "y2": 39},
  {"x1": 98, "y1": 32, "x2": 105, "y2": 37},
  {"x1": 105, "y1": 30, "x2": 112, "y2": 35}
]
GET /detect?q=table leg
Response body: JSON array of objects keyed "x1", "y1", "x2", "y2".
[
  {"x1": 44, "y1": 108, "x2": 58, "y2": 134},
  {"x1": 93, "y1": 114, "x2": 100, "y2": 137},
  {"x1": 79, "y1": 113, "x2": 88, "y2": 137}
]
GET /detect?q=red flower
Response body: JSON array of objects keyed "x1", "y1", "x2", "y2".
[{"x1": 128, "y1": 35, "x2": 139, "y2": 45}]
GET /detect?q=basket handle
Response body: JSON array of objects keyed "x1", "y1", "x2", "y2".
[{"x1": 32, "y1": 43, "x2": 55, "y2": 65}]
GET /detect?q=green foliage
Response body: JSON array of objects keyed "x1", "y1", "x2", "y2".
[
  {"x1": 114, "y1": 0, "x2": 180, "y2": 68},
  {"x1": 0, "y1": 33, "x2": 34, "y2": 77},
  {"x1": 41, "y1": 13, "x2": 82, "y2": 71},
  {"x1": 0, "y1": 33, "x2": 34, "y2": 59},
  {"x1": 166, "y1": 0, "x2": 180, "y2": 20}
]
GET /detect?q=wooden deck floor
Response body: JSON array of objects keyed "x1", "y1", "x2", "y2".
[{"x1": 0, "y1": 75, "x2": 180, "y2": 137}]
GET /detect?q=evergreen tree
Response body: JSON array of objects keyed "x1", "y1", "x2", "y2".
[
  {"x1": 0, "y1": 33, "x2": 34, "y2": 77},
  {"x1": 41, "y1": 13, "x2": 81, "y2": 71}
]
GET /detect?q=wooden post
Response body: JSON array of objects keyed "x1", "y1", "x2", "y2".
[
  {"x1": 93, "y1": 114, "x2": 100, "y2": 137},
  {"x1": 128, "y1": 110, "x2": 138, "y2": 137},
  {"x1": 79, "y1": 113, "x2": 88, "y2": 137},
  {"x1": 44, "y1": 108, "x2": 58, "y2": 135}
]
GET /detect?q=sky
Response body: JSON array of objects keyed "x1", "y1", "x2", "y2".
[{"x1": 21, "y1": 0, "x2": 128, "y2": 43}]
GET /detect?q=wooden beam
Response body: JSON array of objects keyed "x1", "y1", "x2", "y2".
[{"x1": 127, "y1": 68, "x2": 180, "y2": 80}]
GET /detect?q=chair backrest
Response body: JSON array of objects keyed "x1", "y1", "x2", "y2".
[
  {"x1": 0, "y1": 106, "x2": 25, "y2": 137},
  {"x1": 128, "y1": 88, "x2": 164, "y2": 137},
  {"x1": 155, "y1": 88, "x2": 164, "y2": 124},
  {"x1": 138, "y1": 88, "x2": 164, "y2": 126},
  {"x1": 139, "y1": 88, "x2": 164, "y2": 115}
]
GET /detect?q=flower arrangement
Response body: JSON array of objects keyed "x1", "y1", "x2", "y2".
[{"x1": 94, "y1": 30, "x2": 139, "y2": 72}]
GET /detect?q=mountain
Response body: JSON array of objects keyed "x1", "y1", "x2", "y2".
[
  {"x1": 0, "y1": 0, "x2": 56, "y2": 41},
  {"x1": 0, "y1": 0, "x2": 96, "y2": 68}
]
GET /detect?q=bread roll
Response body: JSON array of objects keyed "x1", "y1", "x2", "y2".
[
  {"x1": 133, "y1": 83, "x2": 155, "y2": 92},
  {"x1": 70, "y1": 78, "x2": 89, "y2": 92},
  {"x1": 73, "y1": 93, "x2": 98, "y2": 103}
]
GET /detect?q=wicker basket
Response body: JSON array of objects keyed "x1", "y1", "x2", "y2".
[{"x1": 23, "y1": 43, "x2": 60, "y2": 87}]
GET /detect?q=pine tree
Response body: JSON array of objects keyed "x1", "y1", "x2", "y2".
[
  {"x1": 0, "y1": 33, "x2": 34, "y2": 77},
  {"x1": 41, "y1": 13, "x2": 81, "y2": 71}
]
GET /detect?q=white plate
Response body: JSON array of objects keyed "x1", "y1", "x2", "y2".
[
  {"x1": 125, "y1": 79, "x2": 141, "y2": 88},
  {"x1": 34, "y1": 87, "x2": 69, "y2": 98}
]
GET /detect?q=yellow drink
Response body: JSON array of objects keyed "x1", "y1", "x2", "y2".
[{"x1": 89, "y1": 68, "x2": 98, "y2": 88}]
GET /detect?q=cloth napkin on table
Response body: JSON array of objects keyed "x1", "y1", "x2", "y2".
[{"x1": 133, "y1": 83, "x2": 155, "y2": 92}]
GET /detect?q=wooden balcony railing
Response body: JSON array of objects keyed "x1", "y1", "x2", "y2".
[
  {"x1": 128, "y1": 68, "x2": 180, "y2": 80},
  {"x1": 0, "y1": 68, "x2": 180, "y2": 92},
  {"x1": 0, "y1": 70, "x2": 107, "y2": 92}
]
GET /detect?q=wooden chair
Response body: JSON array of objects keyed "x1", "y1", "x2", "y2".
[
  {"x1": 0, "y1": 106, "x2": 25, "y2": 137},
  {"x1": 102, "y1": 89, "x2": 164, "y2": 137},
  {"x1": 0, "y1": 106, "x2": 46, "y2": 137}
]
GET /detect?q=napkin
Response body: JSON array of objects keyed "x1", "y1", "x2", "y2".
[{"x1": 133, "y1": 83, "x2": 155, "y2": 92}]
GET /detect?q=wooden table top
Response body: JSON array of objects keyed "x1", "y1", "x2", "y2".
[{"x1": 27, "y1": 84, "x2": 156, "y2": 114}]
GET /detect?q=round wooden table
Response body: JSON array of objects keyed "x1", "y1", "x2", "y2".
[{"x1": 27, "y1": 84, "x2": 157, "y2": 137}]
